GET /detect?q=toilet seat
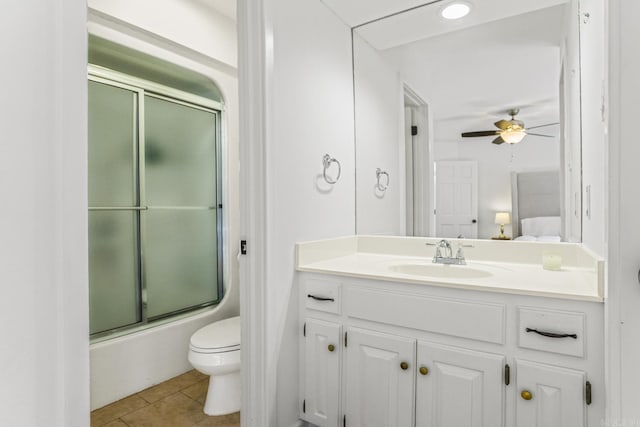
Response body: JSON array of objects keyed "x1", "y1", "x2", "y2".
[
  {"x1": 189, "y1": 316, "x2": 240, "y2": 353},
  {"x1": 190, "y1": 343, "x2": 240, "y2": 354}
]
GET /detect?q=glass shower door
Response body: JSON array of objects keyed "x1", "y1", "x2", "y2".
[
  {"x1": 88, "y1": 74, "x2": 222, "y2": 337},
  {"x1": 88, "y1": 80, "x2": 141, "y2": 335},
  {"x1": 142, "y1": 95, "x2": 219, "y2": 319}
]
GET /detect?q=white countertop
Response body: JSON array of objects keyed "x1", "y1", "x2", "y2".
[{"x1": 296, "y1": 236, "x2": 604, "y2": 302}]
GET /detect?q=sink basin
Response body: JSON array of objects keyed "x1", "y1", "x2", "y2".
[{"x1": 389, "y1": 263, "x2": 493, "y2": 279}]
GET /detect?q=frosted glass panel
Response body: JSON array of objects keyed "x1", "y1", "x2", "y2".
[
  {"x1": 88, "y1": 81, "x2": 136, "y2": 206},
  {"x1": 144, "y1": 96, "x2": 217, "y2": 206},
  {"x1": 89, "y1": 211, "x2": 140, "y2": 334},
  {"x1": 145, "y1": 210, "x2": 218, "y2": 318}
]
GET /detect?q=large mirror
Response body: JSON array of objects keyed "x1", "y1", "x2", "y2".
[{"x1": 351, "y1": 0, "x2": 582, "y2": 242}]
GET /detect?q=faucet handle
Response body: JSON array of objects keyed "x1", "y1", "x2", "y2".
[
  {"x1": 456, "y1": 243, "x2": 473, "y2": 254},
  {"x1": 456, "y1": 242, "x2": 473, "y2": 263}
]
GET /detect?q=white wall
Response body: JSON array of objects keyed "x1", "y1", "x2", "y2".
[
  {"x1": 88, "y1": 0, "x2": 237, "y2": 69},
  {"x1": 87, "y1": 0, "x2": 241, "y2": 409},
  {"x1": 579, "y1": 0, "x2": 608, "y2": 257},
  {"x1": 607, "y1": 0, "x2": 639, "y2": 421},
  {"x1": 353, "y1": 33, "x2": 405, "y2": 235},
  {"x1": 0, "y1": 1, "x2": 89, "y2": 425},
  {"x1": 263, "y1": 0, "x2": 356, "y2": 425}
]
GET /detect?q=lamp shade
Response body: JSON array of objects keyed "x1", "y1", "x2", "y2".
[
  {"x1": 495, "y1": 212, "x2": 511, "y2": 225},
  {"x1": 501, "y1": 130, "x2": 526, "y2": 144}
]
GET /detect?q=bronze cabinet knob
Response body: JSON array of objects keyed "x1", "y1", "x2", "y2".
[
  {"x1": 521, "y1": 390, "x2": 533, "y2": 401},
  {"x1": 419, "y1": 366, "x2": 429, "y2": 376},
  {"x1": 328, "y1": 344, "x2": 335, "y2": 352},
  {"x1": 400, "y1": 362, "x2": 409, "y2": 370}
]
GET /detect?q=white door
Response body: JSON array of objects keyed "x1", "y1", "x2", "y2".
[
  {"x1": 515, "y1": 359, "x2": 585, "y2": 427},
  {"x1": 302, "y1": 319, "x2": 341, "y2": 427},
  {"x1": 344, "y1": 328, "x2": 415, "y2": 427},
  {"x1": 435, "y1": 161, "x2": 478, "y2": 238},
  {"x1": 416, "y1": 341, "x2": 504, "y2": 427}
]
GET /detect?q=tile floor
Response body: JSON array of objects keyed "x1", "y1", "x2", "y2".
[{"x1": 91, "y1": 370, "x2": 240, "y2": 427}]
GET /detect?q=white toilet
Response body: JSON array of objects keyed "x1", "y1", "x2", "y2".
[{"x1": 188, "y1": 316, "x2": 241, "y2": 416}]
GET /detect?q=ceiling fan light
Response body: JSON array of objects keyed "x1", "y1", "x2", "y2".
[
  {"x1": 441, "y1": 3, "x2": 471, "y2": 20},
  {"x1": 501, "y1": 130, "x2": 526, "y2": 144}
]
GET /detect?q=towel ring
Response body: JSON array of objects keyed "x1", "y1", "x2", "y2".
[
  {"x1": 322, "y1": 154, "x2": 341, "y2": 184},
  {"x1": 376, "y1": 168, "x2": 389, "y2": 191}
]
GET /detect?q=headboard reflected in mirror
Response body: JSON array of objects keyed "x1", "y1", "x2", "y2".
[{"x1": 510, "y1": 171, "x2": 562, "y2": 242}]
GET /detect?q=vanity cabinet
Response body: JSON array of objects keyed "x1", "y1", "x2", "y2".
[
  {"x1": 298, "y1": 274, "x2": 603, "y2": 427},
  {"x1": 344, "y1": 328, "x2": 415, "y2": 427},
  {"x1": 302, "y1": 318, "x2": 342, "y2": 427},
  {"x1": 515, "y1": 359, "x2": 586, "y2": 427},
  {"x1": 416, "y1": 342, "x2": 504, "y2": 427}
]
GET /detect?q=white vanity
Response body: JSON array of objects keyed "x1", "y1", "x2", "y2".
[{"x1": 296, "y1": 236, "x2": 604, "y2": 427}]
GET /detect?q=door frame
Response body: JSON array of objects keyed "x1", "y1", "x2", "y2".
[
  {"x1": 238, "y1": 0, "x2": 270, "y2": 425},
  {"x1": 403, "y1": 85, "x2": 433, "y2": 237}
]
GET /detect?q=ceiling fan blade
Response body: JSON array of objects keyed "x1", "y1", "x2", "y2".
[
  {"x1": 492, "y1": 136, "x2": 505, "y2": 145},
  {"x1": 526, "y1": 133, "x2": 554, "y2": 138},
  {"x1": 461, "y1": 131, "x2": 500, "y2": 137},
  {"x1": 494, "y1": 120, "x2": 510, "y2": 130},
  {"x1": 526, "y1": 122, "x2": 560, "y2": 130}
]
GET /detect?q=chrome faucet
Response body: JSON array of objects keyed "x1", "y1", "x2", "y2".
[
  {"x1": 427, "y1": 239, "x2": 472, "y2": 265},
  {"x1": 435, "y1": 239, "x2": 452, "y2": 260}
]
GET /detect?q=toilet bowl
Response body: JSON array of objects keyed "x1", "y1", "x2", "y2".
[{"x1": 188, "y1": 316, "x2": 240, "y2": 416}]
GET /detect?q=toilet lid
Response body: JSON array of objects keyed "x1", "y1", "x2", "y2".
[{"x1": 190, "y1": 316, "x2": 240, "y2": 350}]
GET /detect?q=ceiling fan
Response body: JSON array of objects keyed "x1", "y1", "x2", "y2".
[{"x1": 461, "y1": 108, "x2": 559, "y2": 145}]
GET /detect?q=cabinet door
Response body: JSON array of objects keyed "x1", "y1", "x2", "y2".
[
  {"x1": 302, "y1": 319, "x2": 341, "y2": 427},
  {"x1": 416, "y1": 341, "x2": 505, "y2": 427},
  {"x1": 515, "y1": 359, "x2": 585, "y2": 427},
  {"x1": 344, "y1": 327, "x2": 415, "y2": 427}
]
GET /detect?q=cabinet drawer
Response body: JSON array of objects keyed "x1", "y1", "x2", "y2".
[
  {"x1": 344, "y1": 287, "x2": 505, "y2": 344},
  {"x1": 518, "y1": 307, "x2": 585, "y2": 357},
  {"x1": 305, "y1": 278, "x2": 341, "y2": 314}
]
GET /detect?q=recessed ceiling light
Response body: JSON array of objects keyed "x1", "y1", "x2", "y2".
[{"x1": 441, "y1": 2, "x2": 471, "y2": 20}]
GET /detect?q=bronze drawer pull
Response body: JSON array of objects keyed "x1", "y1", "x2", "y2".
[
  {"x1": 307, "y1": 294, "x2": 335, "y2": 302},
  {"x1": 525, "y1": 328, "x2": 577, "y2": 339}
]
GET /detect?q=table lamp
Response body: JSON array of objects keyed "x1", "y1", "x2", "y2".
[{"x1": 495, "y1": 212, "x2": 511, "y2": 239}]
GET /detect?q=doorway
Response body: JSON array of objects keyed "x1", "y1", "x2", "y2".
[{"x1": 403, "y1": 86, "x2": 433, "y2": 237}]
